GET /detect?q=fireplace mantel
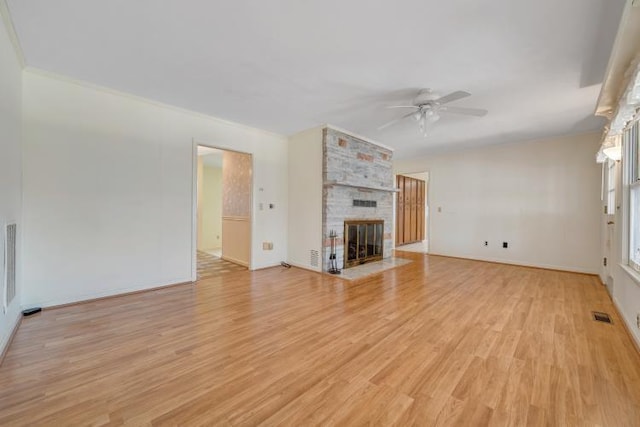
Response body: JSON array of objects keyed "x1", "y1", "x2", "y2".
[{"x1": 324, "y1": 180, "x2": 400, "y2": 193}]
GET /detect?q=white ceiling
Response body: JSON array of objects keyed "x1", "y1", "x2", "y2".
[{"x1": 7, "y1": 0, "x2": 625, "y2": 158}]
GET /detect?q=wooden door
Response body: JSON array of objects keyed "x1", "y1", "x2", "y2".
[
  {"x1": 410, "y1": 178, "x2": 418, "y2": 242},
  {"x1": 396, "y1": 176, "x2": 404, "y2": 245},
  {"x1": 403, "y1": 177, "x2": 411, "y2": 244},
  {"x1": 396, "y1": 175, "x2": 426, "y2": 246},
  {"x1": 417, "y1": 179, "x2": 424, "y2": 241}
]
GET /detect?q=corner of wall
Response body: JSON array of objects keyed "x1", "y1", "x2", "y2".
[
  {"x1": 0, "y1": 2, "x2": 24, "y2": 359},
  {"x1": 0, "y1": 309, "x2": 21, "y2": 361},
  {"x1": 287, "y1": 127, "x2": 323, "y2": 270}
]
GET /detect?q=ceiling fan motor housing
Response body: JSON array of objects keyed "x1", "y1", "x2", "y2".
[{"x1": 414, "y1": 89, "x2": 440, "y2": 105}]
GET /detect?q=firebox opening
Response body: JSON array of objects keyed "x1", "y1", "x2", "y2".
[{"x1": 344, "y1": 220, "x2": 384, "y2": 268}]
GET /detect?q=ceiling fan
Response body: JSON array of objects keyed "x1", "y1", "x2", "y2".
[{"x1": 378, "y1": 89, "x2": 488, "y2": 136}]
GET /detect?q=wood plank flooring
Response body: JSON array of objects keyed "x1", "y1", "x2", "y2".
[{"x1": 1, "y1": 253, "x2": 639, "y2": 426}]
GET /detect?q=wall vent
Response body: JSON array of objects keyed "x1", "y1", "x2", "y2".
[
  {"x1": 4, "y1": 224, "x2": 17, "y2": 307},
  {"x1": 353, "y1": 199, "x2": 377, "y2": 208},
  {"x1": 310, "y1": 249, "x2": 319, "y2": 267}
]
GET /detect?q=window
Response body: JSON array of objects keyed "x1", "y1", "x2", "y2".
[{"x1": 628, "y1": 121, "x2": 640, "y2": 271}]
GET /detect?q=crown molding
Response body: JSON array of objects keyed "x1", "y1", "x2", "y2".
[{"x1": 23, "y1": 67, "x2": 288, "y2": 140}]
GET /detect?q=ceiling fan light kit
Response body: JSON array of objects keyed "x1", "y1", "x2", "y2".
[{"x1": 379, "y1": 89, "x2": 488, "y2": 136}]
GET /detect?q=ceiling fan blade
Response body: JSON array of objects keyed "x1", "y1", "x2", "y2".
[
  {"x1": 386, "y1": 105, "x2": 419, "y2": 109},
  {"x1": 439, "y1": 105, "x2": 488, "y2": 117},
  {"x1": 377, "y1": 112, "x2": 416, "y2": 130},
  {"x1": 436, "y1": 91, "x2": 471, "y2": 104}
]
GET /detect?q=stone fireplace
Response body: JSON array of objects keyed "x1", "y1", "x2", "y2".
[{"x1": 322, "y1": 128, "x2": 394, "y2": 272}]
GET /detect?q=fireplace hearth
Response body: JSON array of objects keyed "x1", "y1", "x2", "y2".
[{"x1": 344, "y1": 220, "x2": 383, "y2": 268}]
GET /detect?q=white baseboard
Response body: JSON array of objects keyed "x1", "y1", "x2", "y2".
[
  {"x1": 428, "y1": 252, "x2": 598, "y2": 275},
  {"x1": 251, "y1": 262, "x2": 284, "y2": 271},
  {"x1": 0, "y1": 309, "x2": 21, "y2": 365},
  {"x1": 26, "y1": 277, "x2": 194, "y2": 309},
  {"x1": 612, "y1": 296, "x2": 640, "y2": 353},
  {"x1": 221, "y1": 256, "x2": 249, "y2": 268},
  {"x1": 285, "y1": 261, "x2": 322, "y2": 273}
]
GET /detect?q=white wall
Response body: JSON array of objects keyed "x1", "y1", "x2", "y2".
[
  {"x1": 287, "y1": 126, "x2": 323, "y2": 271},
  {"x1": 395, "y1": 133, "x2": 602, "y2": 273},
  {"x1": 196, "y1": 157, "x2": 204, "y2": 249},
  {"x1": 221, "y1": 218, "x2": 251, "y2": 267},
  {"x1": 0, "y1": 14, "x2": 23, "y2": 355},
  {"x1": 21, "y1": 70, "x2": 288, "y2": 307},
  {"x1": 199, "y1": 164, "x2": 222, "y2": 250},
  {"x1": 611, "y1": 266, "x2": 640, "y2": 348}
]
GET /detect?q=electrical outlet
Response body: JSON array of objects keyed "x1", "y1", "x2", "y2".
[
  {"x1": 262, "y1": 242, "x2": 273, "y2": 250},
  {"x1": 484, "y1": 241, "x2": 488, "y2": 247},
  {"x1": 503, "y1": 242, "x2": 508, "y2": 248}
]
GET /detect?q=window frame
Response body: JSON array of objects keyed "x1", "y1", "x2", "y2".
[
  {"x1": 606, "y1": 158, "x2": 616, "y2": 216},
  {"x1": 626, "y1": 120, "x2": 640, "y2": 272}
]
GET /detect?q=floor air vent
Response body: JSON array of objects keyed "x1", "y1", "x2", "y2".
[{"x1": 592, "y1": 311, "x2": 612, "y2": 324}]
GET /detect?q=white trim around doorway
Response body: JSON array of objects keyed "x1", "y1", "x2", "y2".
[{"x1": 191, "y1": 139, "x2": 254, "y2": 281}]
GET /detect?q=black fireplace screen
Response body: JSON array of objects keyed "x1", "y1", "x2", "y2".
[{"x1": 344, "y1": 220, "x2": 383, "y2": 268}]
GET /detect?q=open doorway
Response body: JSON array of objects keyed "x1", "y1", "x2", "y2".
[
  {"x1": 195, "y1": 145, "x2": 251, "y2": 280},
  {"x1": 395, "y1": 172, "x2": 429, "y2": 253}
]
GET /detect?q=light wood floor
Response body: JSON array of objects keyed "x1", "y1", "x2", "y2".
[{"x1": 1, "y1": 253, "x2": 639, "y2": 426}]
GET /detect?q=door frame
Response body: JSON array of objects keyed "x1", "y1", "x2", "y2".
[{"x1": 191, "y1": 139, "x2": 254, "y2": 281}]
